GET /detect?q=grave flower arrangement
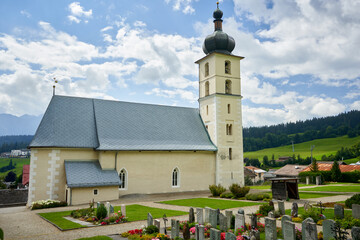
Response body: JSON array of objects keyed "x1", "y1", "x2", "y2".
[{"x1": 31, "y1": 199, "x2": 67, "y2": 210}]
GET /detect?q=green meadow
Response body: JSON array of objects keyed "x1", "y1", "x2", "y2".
[{"x1": 0, "y1": 158, "x2": 30, "y2": 178}]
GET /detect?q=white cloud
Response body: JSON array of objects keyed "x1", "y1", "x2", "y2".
[
  {"x1": 145, "y1": 88, "x2": 197, "y2": 102},
  {"x1": 165, "y1": 0, "x2": 197, "y2": 15},
  {"x1": 20, "y1": 10, "x2": 31, "y2": 18},
  {"x1": 134, "y1": 21, "x2": 146, "y2": 27},
  {"x1": 68, "y1": 2, "x2": 92, "y2": 24},
  {"x1": 350, "y1": 101, "x2": 360, "y2": 111}
]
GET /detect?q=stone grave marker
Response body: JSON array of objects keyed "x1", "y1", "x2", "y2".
[
  {"x1": 195, "y1": 224, "x2": 199, "y2": 240},
  {"x1": 283, "y1": 220, "x2": 296, "y2": 240},
  {"x1": 225, "y1": 210, "x2": 232, "y2": 229},
  {"x1": 265, "y1": 217, "x2": 277, "y2": 240},
  {"x1": 281, "y1": 215, "x2": 292, "y2": 237},
  {"x1": 109, "y1": 204, "x2": 114, "y2": 215},
  {"x1": 278, "y1": 201, "x2": 285, "y2": 215},
  {"x1": 352, "y1": 226, "x2": 360, "y2": 240},
  {"x1": 171, "y1": 219, "x2": 180, "y2": 239},
  {"x1": 154, "y1": 219, "x2": 161, "y2": 233},
  {"x1": 238, "y1": 208, "x2": 244, "y2": 215},
  {"x1": 302, "y1": 218, "x2": 314, "y2": 240},
  {"x1": 189, "y1": 207, "x2": 195, "y2": 223},
  {"x1": 210, "y1": 228, "x2": 221, "y2": 240},
  {"x1": 268, "y1": 211, "x2": 274, "y2": 218},
  {"x1": 183, "y1": 222, "x2": 190, "y2": 240},
  {"x1": 304, "y1": 222, "x2": 318, "y2": 240},
  {"x1": 353, "y1": 204, "x2": 360, "y2": 219},
  {"x1": 322, "y1": 219, "x2": 336, "y2": 240},
  {"x1": 250, "y1": 214, "x2": 257, "y2": 229},
  {"x1": 250, "y1": 229, "x2": 260, "y2": 240},
  {"x1": 216, "y1": 208, "x2": 220, "y2": 225},
  {"x1": 121, "y1": 204, "x2": 126, "y2": 217},
  {"x1": 304, "y1": 202, "x2": 312, "y2": 212},
  {"x1": 163, "y1": 214, "x2": 168, "y2": 235},
  {"x1": 219, "y1": 213, "x2": 227, "y2": 231},
  {"x1": 291, "y1": 202, "x2": 298, "y2": 217},
  {"x1": 234, "y1": 214, "x2": 244, "y2": 232},
  {"x1": 334, "y1": 204, "x2": 344, "y2": 219},
  {"x1": 199, "y1": 225, "x2": 205, "y2": 240},
  {"x1": 209, "y1": 209, "x2": 217, "y2": 227},
  {"x1": 225, "y1": 232, "x2": 236, "y2": 240},
  {"x1": 147, "y1": 213, "x2": 153, "y2": 227},
  {"x1": 205, "y1": 207, "x2": 211, "y2": 223},
  {"x1": 197, "y1": 208, "x2": 204, "y2": 225}
]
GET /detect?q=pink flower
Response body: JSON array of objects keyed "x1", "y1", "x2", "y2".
[
  {"x1": 101, "y1": 221, "x2": 107, "y2": 225},
  {"x1": 190, "y1": 227, "x2": 196, "y2": 234}
]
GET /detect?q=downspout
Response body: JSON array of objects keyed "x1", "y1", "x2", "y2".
[{"x1": 115, "y1": 152, "x2": 118, "y2": 171}]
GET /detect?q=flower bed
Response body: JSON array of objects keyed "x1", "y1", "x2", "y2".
[
  {"x1": 31, "y1": 199, "x2": 67, "y2": 210},
  {"x1": 71, "y1": 207, "x2": 127, "y2": 226}
]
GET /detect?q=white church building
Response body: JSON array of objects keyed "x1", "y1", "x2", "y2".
[{"x1": 28, "y1": 5, "x2": 245, "y2": 205}]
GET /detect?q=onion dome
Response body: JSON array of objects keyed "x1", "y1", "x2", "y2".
[{"x1": 202, "y1": 3, "x2": 235, "y2": 55}]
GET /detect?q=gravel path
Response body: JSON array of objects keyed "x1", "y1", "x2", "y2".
[{"x1": 0, "y1": 192, "x2": 354, "y2": 240}]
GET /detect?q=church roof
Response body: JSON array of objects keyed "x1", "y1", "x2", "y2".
[
  {"x1": 29, "y1": 95, "x2": 217, "y2": 151},
  {"x1": 64, "y1": 161, "x2": 120, "y2": 188}
]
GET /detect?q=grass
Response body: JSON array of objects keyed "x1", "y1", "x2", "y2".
[
  {"x1": 343, "y1": 158, "x2": 360, "y2": 164},
  {"x1": 38, "y1": 204, "x2": 187, "y2": 230},
  {"x1": 244, "y1": 135, "x2": 360, "y2": 161},
  {"x1": 158, "y1": 198, "x2": 264, "y2": 209},
  {"x1": 0, "y1": 158, "x2": 30, "y2": 178},
  {"x1": 300, "y1": 185, "x2": 360, "y2": 192},
  {"x1": 285, "y1": 207, "x2": 352, "y2": 220},
  {"x1": 76, "y1": 236, "x2": 113, "y2": 240},
  {"x1": 298, "y1": 192, "x2": 342, "y2": 198},
  {"x1": 38, "y1": 211, "x2": 86, "y2": 230}
]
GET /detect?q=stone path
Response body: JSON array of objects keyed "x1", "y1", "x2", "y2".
[{"x1": 0, "y1": 191, "x2": 355, "y2": 240}]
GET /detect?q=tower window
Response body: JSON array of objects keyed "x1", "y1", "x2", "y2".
[
  {"x1": 227, "y1": 104, "x2": 231, "y2": 114},
  {"x1": 206, "y1": 105, "x2": 209, "y2": 115},
  {"x1": 94, "y1": 189, "x2": 98, "y2": 195},
  {"x1": 229, "y1": 148, "x2": 232, "y2": 160},
  {"x1": 225, "y1": 80, "x2": 232, "y2": 94},
  {"x1": 226, "y1": 124, "x2": 233, "y2": 135},
  {"x1": 205, "y1": 62, "x2": 209, "y2": 77},
  {"x1": 225, "y1": 61, "x2": 231, "y2": 74},
  {"x1": 119, "y1": 168, "x2": 127, "y2": 189},
  {"x1": 205, "y1": 81, "x2": 209, "y2": 96},
  {"x1": 172, "y1": 167, "x2": 179, "y2": 187},
  {"x1": 206, "y1": 125, "x2": 208, "y2": 130}
]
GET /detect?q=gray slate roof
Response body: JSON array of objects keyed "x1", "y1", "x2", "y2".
[
  {"x1": 65, "y1": 161, "x2": 120, "y2": 188},
  {"x1": 30, "y1": 95, "x2": 217, "y2": 151}
]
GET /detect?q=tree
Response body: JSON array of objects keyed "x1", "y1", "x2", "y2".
[
  {"x1": 331, "y1": 160, "x2": 342, "y2": 182},
  {"x1": 263, "y1": 155, "x2": 269, "y2": 166},
  {"x1": 310, "y1": 159, "x2": 319, "y2": 172},
  {"x1": 4, "y1": 171, "x2": 16, "y2": 182}
]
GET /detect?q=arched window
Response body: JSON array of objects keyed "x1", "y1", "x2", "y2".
[
  {"x1": 227, "y1": 104, "x2": 231, "y2": 114},
  {"x1": 225, "y1": 80, "x2": 232, "y2": 94},
  {"x1": 172, "y1": 167, "x2": 179, "y2": 187},
  {"x1": 119, "y1": 168, "x2": 127, "y2": 189},
  {"x1": 205, "y1": 62, "x2": 209, "y2": 77},
  {"x1": 226, "y1": 124, "x2": 233, "y2": 135},
  {"x1": 229, "y1": 148, "x2": 232, "y2": 160},
  {"x1": 225, "y1": 61, "x2": 231, "y2": 74},
  {"x1": 205, "y1": 81, "x2": 210, "y2": 96}
]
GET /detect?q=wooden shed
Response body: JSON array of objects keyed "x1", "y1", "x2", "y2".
[{"x1": 270, "y1": 177, "x2": 299, "y2": 200}]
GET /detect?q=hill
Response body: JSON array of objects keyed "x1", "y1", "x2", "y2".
[
  {"x1": 0, "y1": 113, "x2": 42, "y2": 136},
  {"x1": 0, "y1": 158, "x2": 30, "y2": 179},
  {"x1": 244, "y1": 135, "x2": 360, "y2": 162}
]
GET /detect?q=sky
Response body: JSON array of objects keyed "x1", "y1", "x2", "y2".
[{"x1": 0, "y1": 0, "x2": 359, "y2": 127}]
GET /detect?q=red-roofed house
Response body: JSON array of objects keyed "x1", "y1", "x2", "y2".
[
  {"x1": 301, "y1": 163, "x2": 360, "y2": 173},
  {"x1": 22, "y1": 165, "x2": 30, "y2": 187},
  {"x1": 245, "y1": 166, "x2": 267, "y2": 182}
]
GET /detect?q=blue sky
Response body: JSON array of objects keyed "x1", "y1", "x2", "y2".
[{"x1": 0, "y1": 0, "x2": 359, "y2": 127}]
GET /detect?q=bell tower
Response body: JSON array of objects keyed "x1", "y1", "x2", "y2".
[{"x1": 196, "y1": 3, "x2": 245, "y2": 187}]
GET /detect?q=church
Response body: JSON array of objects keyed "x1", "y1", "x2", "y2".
[{"x1": 27, "y1": 5, "x2": 245, "y2": 206}]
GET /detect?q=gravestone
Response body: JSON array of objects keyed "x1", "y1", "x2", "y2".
[
  {"x1": 283, "y1": 220, "x2": 296, "y2": 240},
  {"x1": 269, "y1": 201, "x2": 274, "y2": 208},
  {"x1": 105, "y1": 202, "x2": 111, "y2": 217},
  {"x1": 198, "y1": 225, "x2": 205, "y2": 240},
  {"x1": 225, "y1": 232, "x2": 236, "y2": 240},
  {"x1": 304, "y1": 222, "x2": 318, "y2": 240},
  {"x1": 353, "y1": 204, "x2": 360, "y2": 219},
  {"x1": 163, "y1": 214, "x2": 168, "y2": 235},
  {"x1": 234, "y1": 214, "x2": 244, "y2": 232},
  {"x1": 238, "y1": 208, "x2": 245, "y2": 215},
  {"x1": 304, "y1": 202, "x2": 312, "y2": 212},
  {"x1": 195, "y1": 224, "x2": 199, "y2": 240},
  {"x1": 250, "y1": 229, "x2": 260, "y2": 240},
  {"x1": 352, "y1": 226, "x2": 360, "y2": 240},
  {"x1": 219, "y1": 213, "x2": 227, "y2": 231},
  {"x1": 209, "y1": 209, "x2": 217, "y2": 227},
  {"x1": 265, "y1": 217, "x2": 277, "y2": 240},
  {"x1": 268, "y1": 211, "x2": 274, "y2": 218},
  {"x1": 216, "y1": 209, "x2": 220, "y2": 225},
  {"x1": 316, "y1": 176, "x2": 321, "y2": 185},
  {"x1": 182, "y1": 222, "x2": 190, "y2": 240},
  {"x1": 278, "y1": 201, "x2": 285, "y2": 215},
  {"x1": 250, "y1": 214, "x2": 257, "y2": 229},
  {"x1": 281, "y1": 215, "x2": 292, "y2": 237},
  {"x1": 154, "y1": 219, "x2": 161, "y2": 232},
  {"x1": 291, "y1": 202, "x2": 298, "y2": 217},
  {"x1": 197, "y1": 208, "x2": 204, "y2": 225},
  {"x1": 334, "y1": 204, "x2": 344, "y2": 219},
  {"x1": 225, "y1": 210, "x2": 232, "y2": 229},
  {"x1": 322, "y1": 219, "x2": 336, "y2": 240},
  {"x1": 171, "y1": 219, "x2": 180, "y2": 239},
  {"x1": 147, "y1": 213, "x2": 153, "y2": 227},
  {"x1": 210, "y1": 228, "x2": 221, "y2": 240},
  {"x1": 121, "y1": 204, "x2": 126, "y2": 217},
  {"x1": 109, "y1": 205, "x2": 114, "y2": 215},
  {"x1": 302, "y1": 218, "x2": 314, "y2": 240},
  {"x1": 189, "y1": 208, "x2": 195, "y2": 223},
  {"x1": 205, "y1": 207, "x2": 211, "y2": 223}
]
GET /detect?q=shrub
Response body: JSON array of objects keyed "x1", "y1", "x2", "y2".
[
  {"x1": 229, "y1": 184, "x2": 250, "y2": 198},
  {"x1": 31, "y1": 199, "x2": 67, "y2": 210},
  {"x1": 71, "y1": 208, "x2": 95, "y2": 218},
  {"x1": 345, "y1": 193, "x2": 360, "y2": 209},
  {"x1": 258, "y1": 203, "x2": 274, "y2": 216},
  {"x1": 220, "y1": 192, "x2": 233, "y2": 199},
  {"x1": 336, "y1": 215, "x2": 360, "y2": 229},
  {"x1": 341, "y1": 171, "x2": 360, "y2": 183},
  {"x1": 96, "y1": 203, "x2": 107, "y2": 220},
  {"x1": 209, "y1": 184, "x2": 226, "y2": 197},
  {"x1": 301, "y1": 208, "x2": 321, "y2": 223},
  {"x1": 144, "y1": 225, "x2": 159, "y2": 234},
  {"x1": 245, "y1": 193, "x2": 270, "y2": 201}
]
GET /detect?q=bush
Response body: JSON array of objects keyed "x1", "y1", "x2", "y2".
[
  {"x1": 71, "y1": 208, "x2": 95, "y2": 218},
  {"x1": 258, "y1": 203, "x2": 274, "y2": 216},
  {"x1": 144, "y1": 225, "x2": 159, "y2": 234},
  {"x1": 229, "y1": 184, "x2": 250, "y2": 198},
  {"x1": 345, "y1": 193, "x2": 360, "y2": 209},
  {"x1": 209, "y1": 184, "x2": 226, "y2": 197},
  {"x1": 220, "y1": 192, "x2": 233, "y2": 199},
  {"x1": 301, "y1": 208, "x2": 321, "y2": 223},
  {"x1": 341, "y1": 171, "x2": 360, "y2": 183},
  {"x1": 31, "y1": 199, "x2": 67, "y2": 210},
  {"x1": 245, "y1": 193, "x2": 270, "y2": 201},
  {"x1": 96, "y1": 203, "x2": 107, "y2": 220}
]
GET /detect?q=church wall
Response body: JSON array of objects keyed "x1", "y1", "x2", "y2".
[{"x1": 70, "y1": 186, "x2": 118, "y2": 205}]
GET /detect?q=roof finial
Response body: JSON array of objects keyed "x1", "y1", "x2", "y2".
[
  {"x1": 53, "y1": 77, "x2": 58, "y2": 96},
  {"x1": 217, "y1": 1, "x2": 219, "y2": 8}
]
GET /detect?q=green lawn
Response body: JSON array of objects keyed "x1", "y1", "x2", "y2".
[
  {"x1": 343, "y1": 158, "x2": 360, "y2": 164},
  {"x1": 301, "y1": 185, "x2": 360, "y2": 192},
  {"x1": 298, "y1": 192, "x2": 342, "y2": 199},
  {"x1": 244, "y1": 135, "x2": 360, "y2": 161},
  {"x1": 158, "y1": 198, "x2": 264, "y2": 209},
  {"x1": 285, "y1": 207, "x2": 352, "y2": 220},
  {"x1": 0, "y1": 158, "x2": 30, "y2": 178},
  {"x1": 76, "y1": 236, "x2": 113, "y2": 240},
  {"x1": 39, "y1": 204, "x2": 187, "y2": 230}
]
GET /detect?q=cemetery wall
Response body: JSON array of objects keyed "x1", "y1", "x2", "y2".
[{"x1": 0, "y1": 189, "x2": 28, "y2": 206}]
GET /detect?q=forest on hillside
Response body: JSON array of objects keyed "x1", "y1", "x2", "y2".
[
  {"x1": 243, "y1": 110, "x2": 360, "y2": 152},
  {"x1": 0, "y1": 135, "x2": 33, "y2": 153}
]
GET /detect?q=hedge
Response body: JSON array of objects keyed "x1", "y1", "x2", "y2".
[{"x1": 299, "y1": 170, "x2": 360, "y2": 183}]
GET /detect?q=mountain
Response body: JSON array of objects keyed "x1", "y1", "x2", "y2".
[{"x1": 0, "y1": 114, "x2": 42, "y2": 136}]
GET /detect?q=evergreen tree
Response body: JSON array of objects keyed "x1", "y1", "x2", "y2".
[
  {"x1": 331, "y1": 160, "x2": 342, "y2": 182},
  {"x1": 5, "y1": 171, "x2": 16, "y2": 182},
  {"x1": 310, "y1": 159, "x2": 319, "y2": 172},
  {"x1": 263, "y1": 155, "x2": 269, "y2": 166}
]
